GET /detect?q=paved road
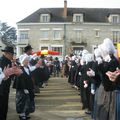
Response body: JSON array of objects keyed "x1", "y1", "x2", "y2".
[{"x1": 7, "y1": 77, "x2": 91, "y2": 120}]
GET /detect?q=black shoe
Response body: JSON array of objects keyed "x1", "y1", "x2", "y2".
[
  {"x1": 35, "y1": 87, "x2": 40, "y2": 93},
  {"x1": 26, "y1": 116, "x2": 31, "y2": 119},
  {"x1": 85, "y1": 109, "x2": 91, "y2": 114},
  {"x1": 35, "y1": 90, "x2": 40, "y2": 93},
  {"x1": 40, "y1": 86, "x2": 44, "y2": 88},
  {"x1": 81, "y1": 106, "x2": 85, "y2": 110}
]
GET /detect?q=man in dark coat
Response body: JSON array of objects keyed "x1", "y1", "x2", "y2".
[
  {"x1": 0, "y1": 46, "x2": 22, "y2": 120},
  {"x1": 53, "y1": 57, "x2": 60, "y2": 77}
]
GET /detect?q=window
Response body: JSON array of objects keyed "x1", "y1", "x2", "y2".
[
  {"x1": 112, "y1": 31, "x2": 120, "y2": 43},
  {"x1": 51, "y1": 46, "x2": 62, "y2": 54},
  {"x1": 74, "y1": 29, "x2": 82, "y2": 42},
  {"x1": 73, "y1": 14, "x2": 83, "y2": 22},
  {"x1": 95, "y1": 30, "x2": 100, "y2": 37},
  {"x1": 19, "y1": 31, "x2": 28, "y2": 40},
  {"x1": 41, "y1": 46, "x2": 48, "y2": 50},
  {"x1": 43, "y1": 16, "x2": 48, "y2": 22},
  {"x1": 112, "y1": 15, "x2": 119, "y2": 23},
  {"x1": 20, "y1": 47, "x2": 24, "y2": 54},
  {"x1": 76, "y1": 30, "x2": 82, "y2": 41},
  {"x1": 53, "y1": 30, "x2": 61, "y2": 40},
  {"x1": 94, "y1": 29, "x2": 100, "y2": 37},
  {"x1": 76, "y1": 16, "x2": 81, "y2": 22},
  {"x1": 40, "y1": 30, "x2": 49, "y2": 40},
  {"x1": 109, "y1": 14, "x2": 119, "y2": 23},
  {"x1": 40, "y1": 14, "x2": 50, "y2": 22}
]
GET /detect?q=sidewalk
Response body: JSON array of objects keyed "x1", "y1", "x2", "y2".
[{"x1": 7, "y1": 77, "x2": 91, "y2": 120}]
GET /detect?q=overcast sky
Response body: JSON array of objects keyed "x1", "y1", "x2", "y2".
[{"x1": 0, "y1": 0, "x2": 120, "y2": 28}]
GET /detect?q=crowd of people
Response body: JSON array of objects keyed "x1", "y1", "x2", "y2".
[
  {"x1": 0, "y1": 45, "x2": 61, "y2": 120},
  {"x1": 65, "y1": 38, "x2": 120, "y2": 120},
  {"x1": 0, "y1": 37, "x2": 120, "y2": 120}
]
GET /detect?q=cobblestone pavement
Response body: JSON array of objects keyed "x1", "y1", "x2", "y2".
[{"x1": 7, "y1": 77, "x2": 91, "y2": 120}]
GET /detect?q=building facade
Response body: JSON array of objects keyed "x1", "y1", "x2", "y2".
[
  {"x1": 16, "y1": 1, "x2": 120, "y2": 58},
  {"x1": 0, "y1": 40, "x2": 5, "y2": 55}
]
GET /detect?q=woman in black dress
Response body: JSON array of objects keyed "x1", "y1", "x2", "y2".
[
  {"x1": 95, "y1": 38, "x2": 120, "y2": 120},
  {"x1": 16, "y1": 55, "x2": 35, "y2": 120}
]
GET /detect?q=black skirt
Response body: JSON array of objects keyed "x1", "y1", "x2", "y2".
[
  {"x1": 16, "y1": 91, "x2": 35, "y2": 114},
  {"x1": 95, "y1": 84, "x2": 116, "y2": 120},
  {"x1": 115, "y1": 90, "x2": 120, "y2": 120}
]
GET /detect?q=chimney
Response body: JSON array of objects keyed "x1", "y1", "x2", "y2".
[{"x1": 63, "y1": 0, "x2": 67, "y2": 18}]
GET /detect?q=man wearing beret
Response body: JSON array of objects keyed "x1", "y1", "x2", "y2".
[{"x1": 24, "y1": 45, "x2": 33, "y2": 56}]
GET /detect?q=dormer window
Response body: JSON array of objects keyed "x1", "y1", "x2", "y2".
[
  {"x1": 73, "y1": 14, "x2": 83, "y2": 22},
  {"x1": 108, "y1": 14, "x2": 120, "y2": 23},
  {"x1": 112, "y1": 15, "x2": 119, "y2": 23},
  {"x1": 40, "y1": 14, "x2": 50, "y2": 22}
]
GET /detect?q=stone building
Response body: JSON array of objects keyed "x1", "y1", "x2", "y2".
[{"x1": 16, "y1": 0, "x2": 120, "y2": 58}]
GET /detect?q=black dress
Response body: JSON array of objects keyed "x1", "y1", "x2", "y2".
[
  {"x1": 68, "y1": 60, "x2": 77, "y2": 85},
  {"x1": 64, "y1": 60, "x2": 69, "y2": 77},
  {"x1": 83, "y1": 61, "x2": 96, "y2": 112},
  {"x1": 16, "y1": 66, "x2": 35, "y2": 115},
  {"x1": 79, "y1": 64, "x2": 88, "y2": 109},
  {"x1": 95, "y1": 56, "x2": 120, "y2": 120}
]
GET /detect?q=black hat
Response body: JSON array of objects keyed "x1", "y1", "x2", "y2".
[
  {"x1": 24, "y1": 45, "x2": 33, "y2": 52},
  {"x1": 1, "y1": 46, "x2": 14, "y2": 54}
]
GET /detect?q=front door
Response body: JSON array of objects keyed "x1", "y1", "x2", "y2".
[{"x1": 73, "y1": 46, "x2": 84, "y2": 55}]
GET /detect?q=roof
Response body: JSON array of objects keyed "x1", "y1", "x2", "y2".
[{"x1": 17, "y1": 8, "x2": 120, "y2": 23}]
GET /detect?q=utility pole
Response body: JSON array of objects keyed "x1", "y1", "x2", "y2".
[{"x1": 63, "y1": 23, "x2": 67, "y2": 59}]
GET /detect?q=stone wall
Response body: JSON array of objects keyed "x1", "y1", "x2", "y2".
[{"x1": 17, "y1": 22, "x2": 120, "y2": 56}]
